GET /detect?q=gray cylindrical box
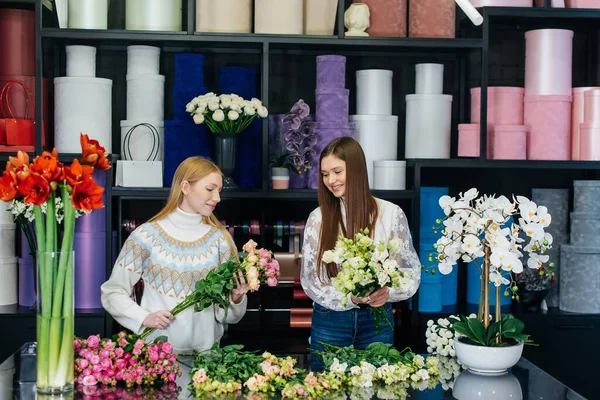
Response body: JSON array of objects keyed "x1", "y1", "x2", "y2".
[
  {"x1": 559, "y1": 244, "x2": 600, "y2": 313},
  {"x1": 570, "y1": 212, "x2": 600, "y2": 247},
  {"x1": 574, "y1": 181, "x2": 600, "y2": 214},
  {"x1": 532, "y1": 188, "x2": 570, "y2": 234}
]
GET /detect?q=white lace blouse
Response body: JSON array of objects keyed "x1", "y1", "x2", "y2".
[{"x1": 300, "y1": 198, "x2": 421, "y2": 311}]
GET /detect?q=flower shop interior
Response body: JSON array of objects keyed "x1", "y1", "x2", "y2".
[{"x1": 0, "y1": 0, "x2": 600, "y2": 398}]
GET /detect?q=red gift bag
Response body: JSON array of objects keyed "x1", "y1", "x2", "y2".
[{"x1": 0, "y1": 80, "x2": 45, "y2": 146}]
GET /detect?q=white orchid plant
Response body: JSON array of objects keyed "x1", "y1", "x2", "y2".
[
  {"x1": 186, "y1": 92, "x2": 268, "y2": 135},
  {"x1": 433, "y1": 188, "x2": 553, "y2": 346}
]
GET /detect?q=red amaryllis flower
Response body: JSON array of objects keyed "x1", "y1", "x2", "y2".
[
  {"x1": 0, "y1": 171, "x2": 18, "y2": 201},
  {"x1": 94, "y1": 154, "x2": 111, "y2": 171},
  {"x1": 64, "y1": 159, "x2": 93, "y2": 187},
  {"x1": 71, "y1": 179, "x2": 104, "y2": 213},
  {"x1": 80, "y1": 133, "x2": 110, "y2": 170},
  {"x1": 18, "y1": 173, "x2": 50, "y2": 206},
  {"x1": 6, "y1": 151, "x2": 31, "y2": 183},
  {"x1": 31, "y1": 151, "x2": 64, "y2": 186}
]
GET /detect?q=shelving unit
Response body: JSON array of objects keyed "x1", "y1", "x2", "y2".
[{"x1": 1, "y1": 1, "x2": 599, "y2": 395}]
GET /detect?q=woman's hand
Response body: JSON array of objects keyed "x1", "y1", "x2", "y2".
[
  {"x1": 368, "y1": 286, "x2": 390, "y2": 307},
  {"x1": 231, "y1": 270, "x2": 248, "y2": 304},
  {"x1": 142, "y1": 310, "x2": 174, "y2": 330}
]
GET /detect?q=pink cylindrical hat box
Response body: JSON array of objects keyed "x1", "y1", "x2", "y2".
[
  {"x1": 471, "y1": 0, "x2": 532, "y2": 5},
  {"x1": 525, "y1": 29, "x2": 573, "y2": 96},
  {"x1": 357, "y1": 0, "x2": 407, "y2": 37},
  {"x1": 579, "y1": 123, "x2": 600, "y2": 161},
  {"x1": 493, "y1": 125, "x2": 527, "y2": 160},
  {"x1": 408, "y1": 0, "x2": 455, "y2": 39},
  {"x1": 584, "y1": 89, "x2": 600, "y2": 124},
  {"x1": 458, "y1": 124, "x2": 480, "y2": 157},
  {"x1": 566, "y1": 0, "x2": 600, "y2": 8},
  {"x1": 571, "y1": 87, "x2": 600, "y2": 160},
  {"x1": 524, "y1": 95, "x2": 572, "y2": 160}
]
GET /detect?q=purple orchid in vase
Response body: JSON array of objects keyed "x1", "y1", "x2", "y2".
[{"x1": 271, "y1": 99, "x2": 317, "y2": 175}]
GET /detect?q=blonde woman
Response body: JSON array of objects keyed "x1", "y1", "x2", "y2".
[{"x1": 101, "y1": 157, "x2": 248, "y2": 354}]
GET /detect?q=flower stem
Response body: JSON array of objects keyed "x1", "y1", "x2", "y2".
[{"x1": 34, "y1": 206, "x2": 49, "y2": 388}]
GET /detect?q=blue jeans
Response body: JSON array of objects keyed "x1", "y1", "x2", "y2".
[{"x1": 309, "y1": 302, "x2": 394, "y2": 372}]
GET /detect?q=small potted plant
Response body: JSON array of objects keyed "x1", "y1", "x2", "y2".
[
  {"x1": 434, "y1": 188, "x2": 553, "y2": 374},
  {"x1": 270, "y1": 99, "x2": 316, "y2": 190}
]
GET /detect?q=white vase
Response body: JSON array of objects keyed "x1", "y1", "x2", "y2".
[
  {"x1": 452, "y1": 370, "x2": 523, "y2": 400},
  {"x1": 454, "y1": 338, "x2": 524, "y2": 375},
  {"x1": 344, "y1": 3, "x2": 370, "y2": 37}
]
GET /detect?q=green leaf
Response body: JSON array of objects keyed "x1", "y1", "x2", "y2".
[
  {"x1": 502, "y1": 316, "x2": 525, "y2": 334},
  {"x1": 452, "y1": 321, "x2": 480, "y2": 344},
  {"x1": 485, "y1": 321, "x2": 501, "y2": 346},
  {"x1": 466, "y1": 318, "x2": 487, "y2": 344},
  {"x1": 153, "y1": 335, "x2": 168, "y2": 344},
  {"x1": 503, "y1": 332, "x2": 529, "y2": 342}
]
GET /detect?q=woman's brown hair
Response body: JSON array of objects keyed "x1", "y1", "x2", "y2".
[
  {"x1": 148, "y1": 156, "x2": 237, "y2": 258},
  {"x1": 316, "y1": 137, "x2": 378, "y2": 280}
]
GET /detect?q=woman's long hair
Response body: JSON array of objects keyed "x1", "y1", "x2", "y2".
[
  {"x1": 148, "y1": 156, "x2": 237, "y2": 258},
  {"x1": 316, "y1": 137, "x2": 378, "y2": 280}
]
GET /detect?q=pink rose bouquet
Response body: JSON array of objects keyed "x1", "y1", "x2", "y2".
[{"x1": 74, "y1": 332, "x2": 181, "y2": 388}]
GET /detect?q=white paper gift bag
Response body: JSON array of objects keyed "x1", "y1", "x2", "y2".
[{"x1": 115, "y1": 121, "x2": 163, "y2": 187}]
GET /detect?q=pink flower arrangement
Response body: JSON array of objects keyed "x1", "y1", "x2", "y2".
[
  {"x1": 74, "y1": 332, "x2": 181, "y2": 388},
  {"x1": 76, "y1": 382, "x2": 181, "y2": 399},
  {"x1": 241, "y1": 239, "x2": 280, "y2": 290}
]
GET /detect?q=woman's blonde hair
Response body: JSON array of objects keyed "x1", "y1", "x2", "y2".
[{"x1": 148, "y1": 156, "x2": 237, "y2": 258}]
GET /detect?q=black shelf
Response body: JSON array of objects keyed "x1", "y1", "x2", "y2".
[
  {"x1": 0, "y1": 0, "x2": 35, "y2": 6},
  {"x1": 111, "y1": 187, "x2": 415, "y2": 200},
  {"x1": 407, "y1": 158, "x2": 600, "y2": 170},
  {"x1": 0, "y1": 304, "x2": 105, "y2": 317},
  {"x1": 485, "y1": 6, "x2": 600, "y2": 19},
  {"x1": 41, "y1": 28, "x2": 482, "y2": 50}
]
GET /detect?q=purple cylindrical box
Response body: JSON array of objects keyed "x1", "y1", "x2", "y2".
[
  {"x1": 75, "y1": 169, "x2": 107, "y2": 233},
  {"x1": 307, "y1": 126, "x2": 356, "y2": 189},
  {"x1": 18, "y1": 257, "x2": 35, "y2": 306},
  {"x1": 74, "y1": 231, "x2": 106, "y2": 309},
  {"x1": 317, "y1": 55, "x2": 346, "y2": 90},
  {"x1": 315, "y1": 89, "x2": 350, "y2": 123}
]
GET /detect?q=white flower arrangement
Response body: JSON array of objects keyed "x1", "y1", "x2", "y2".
[
  {"x1": 435, "y1": 188, "x2": 553, "y2": 294},
  {"x1": 186, "y1": 92, "x2": 268, "y2": 134}
]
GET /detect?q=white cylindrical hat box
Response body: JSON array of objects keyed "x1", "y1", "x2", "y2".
[
  {"x1": 405, "y1": 94, "x2": 452, "y2": 158},
  {"x1": 127, "y1": 45, "x2": 160, "y2": 75},
  {"x1": 54, "y1": 77, "x2": 113, "y2": 153},
  {"x1": 126, "y1": 0, "x2": 182, "y2": 31},
  {"x1": 255, "y1": 0, "x2": 304, "y2": 35},
  {"x1": 196, "y1": 0, "x2": 252, "y2": 33},
  {"x1": 0, "y1": 224, "x2": 15, "y2": 259},
  {"x1": 374, "y1": 160, "x2": 407, "y2": 190},
  {"x1": 415, "y1": 63, "x2": 444, "y2": 94},
  {"x1": 126, "y1": 74, "x2": 165, "y2": 120},
  {"x1": 120, "y1": 120, "x2": 165, "y2": 161},
  {"x1": 356, "y1": 70, "x2": 394, "y2": 115},
  {"x1": 68, "y1": 0, "x2": 108, "y2": 29},
  {"x1": 0, "y1": 257, "x2": 17, "y2": 305},
  {"x1": 66, "y1": 45, "x2": 97, "y2": 77},
  {"x1": 350, "y1": 115, "x2": 399, "y2": 187}
]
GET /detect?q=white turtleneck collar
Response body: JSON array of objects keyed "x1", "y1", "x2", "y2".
[{"x1": 157, "y1": 207, "x2": 212, "y2": 242}]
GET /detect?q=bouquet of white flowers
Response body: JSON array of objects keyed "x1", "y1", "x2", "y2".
[
  {"x1": 323, "y1": 228, "x2": 410, "y2": 333},
  {"x1": 186, "y1": 92, "x2": 268, "y2": 135}
]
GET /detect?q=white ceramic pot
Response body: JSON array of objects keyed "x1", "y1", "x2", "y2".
[{"x1": 454, "y1": 338, "x2": 524, "y2": 374}]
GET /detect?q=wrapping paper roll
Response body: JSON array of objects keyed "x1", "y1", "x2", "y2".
[
  {"x1": 356, "y1": 0, "x2": 407, "y2": 37},
  {"x1": 583, "y1": 89, "x2": 600, "y2": 124},
  {"x1": 356, "y1": 70, "x2": 393, "y2": 115},
  {"x1": 525, "y1": 29, "x2": 573, "y2": 96},
  {"x1": 579, "y1": 123, "x2": 600, "y2": 161},
  {"x1": 68, "y1": 0, "x2": 108, "y2": 29},
  {"x1": 125, "y1": 0, "x2": 182, "y2": 31},
  {"x1": 316, "y1": 55, "x2": 346, "y2": 90},
  {"x1": 0, "y1": 9, "x2": 34, "y2": 76},
  {"x1": 54, "y1": 77, "x2": 113, "y2": 153}
]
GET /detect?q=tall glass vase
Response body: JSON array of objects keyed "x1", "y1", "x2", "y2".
[
  {"x1": 213, "y1": 133, "x2": 238, "y2": 189},
  {"x1": 36, "y1": 250, "x2": 75, "y2": 394}
]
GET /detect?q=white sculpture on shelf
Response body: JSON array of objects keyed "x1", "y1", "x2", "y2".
[{"x1": 344, "y1": 3, "x2": 370, "y2": 37}]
